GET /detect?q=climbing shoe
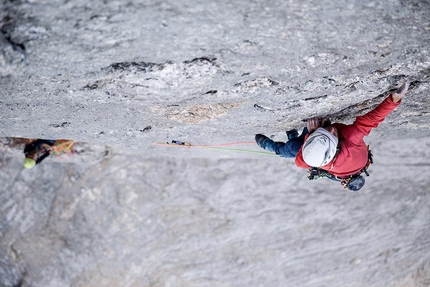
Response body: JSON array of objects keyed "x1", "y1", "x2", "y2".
[
  {"x1": 286, "y1": 129, "x2": 299, "y2": 140},
  {"x1": 255, "y1": 134, "x2": 270, "y2": 150}
]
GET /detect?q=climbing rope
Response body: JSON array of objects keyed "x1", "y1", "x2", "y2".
[
  {"x1": 154, "y1": 141, "x2": 277, "y2": 156},
  {"x1": 49, "y1": 140, "x2": 75, "y2": 157}
]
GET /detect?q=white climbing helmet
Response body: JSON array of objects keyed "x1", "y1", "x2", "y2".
[{"x1": 302, "y1": 127, "x2": 338, "y2": 167}]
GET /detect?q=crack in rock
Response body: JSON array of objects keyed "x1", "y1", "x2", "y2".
[
  {"x1": 0, "y1": 30, "x2": 26, "y2": 74},
  {"x1": 108, "y1": 61, "x2": 171, "y2": 73}
]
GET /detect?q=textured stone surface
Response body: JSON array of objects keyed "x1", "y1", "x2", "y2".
[
  {"x1": 1, "y1": 136, "x2": 430, "y2": 287},
  {"x1": 1, "y1": 0, "x2": 429, "y2": 146},
  {"x1": 1, "y1": 0, "x2": 430, "y2": 286}
]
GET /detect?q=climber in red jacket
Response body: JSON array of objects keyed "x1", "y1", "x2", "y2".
[{"x1": 255, "y1": 80, "x2": 410, "y2": 191}]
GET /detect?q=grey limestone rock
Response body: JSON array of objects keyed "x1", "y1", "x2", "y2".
[{"x1": 1, "y1": 0, "x2": 430, "y2": 286}]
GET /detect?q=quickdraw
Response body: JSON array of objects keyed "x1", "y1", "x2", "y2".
[{"x1": 308, "y1": 146, "x2": 373, "y2": 191}]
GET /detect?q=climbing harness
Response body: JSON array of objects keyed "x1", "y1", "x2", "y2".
[
  {"x1": 154, "y1": 140, "x2": 277, "y2": 156},
  {"x1": 308, "y1": 147, "x2": 373, "y2": 191}
]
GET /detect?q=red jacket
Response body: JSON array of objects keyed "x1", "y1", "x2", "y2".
[{"x1": 295, "y1": 95, "x2": 401, "y2": 177}]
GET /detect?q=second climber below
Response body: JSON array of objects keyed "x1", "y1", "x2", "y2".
[{"x1": 255, "y1": 80, "x2": 410, "y2": 191}]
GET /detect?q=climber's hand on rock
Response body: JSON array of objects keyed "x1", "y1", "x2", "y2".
[
  {"x1": 307, "y1": 117, "x2": 321, "y2": 133},
  {"x1": 392, "y1": 79, "x2": 410, "y2": 103}
]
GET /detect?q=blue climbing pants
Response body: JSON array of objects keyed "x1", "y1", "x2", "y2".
[{"x1": 265, "y1": 127, "x2": 309, "y2": 158}]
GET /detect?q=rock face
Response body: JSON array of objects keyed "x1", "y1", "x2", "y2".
[
  {"x1": 1, "y1": 0, "x2": 429, "y2": 145},
  {"x1": 1, "y1": 0, "x2": 430, "y2": 286}
]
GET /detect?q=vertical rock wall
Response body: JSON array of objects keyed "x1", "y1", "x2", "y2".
[
  {"x1": 1, "y1": 0, "x2": 430, "y2": 286},
  {"x1": 0, "y1": 0, "x2": 429, "y2": 145}
]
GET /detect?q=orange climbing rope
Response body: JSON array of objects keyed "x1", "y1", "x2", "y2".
[
  {"x1": 49, "y1": 140, "x2": 75, "y2": 157},
  {"x1": 154, "y1": 140, "x2": 277, "y2": 156}
]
